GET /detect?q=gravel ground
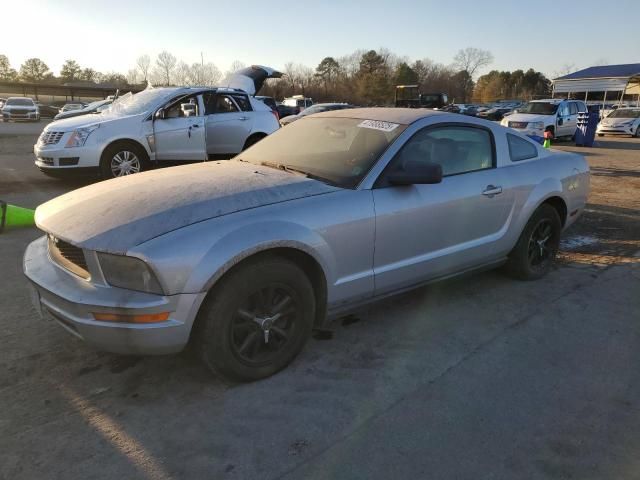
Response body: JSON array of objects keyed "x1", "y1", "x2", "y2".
[{"x1": 1, "y1": 124, "x2": 639, "y2": 480}]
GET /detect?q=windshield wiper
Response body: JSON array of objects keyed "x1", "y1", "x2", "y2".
[{"x1": 260, "y1": 162, "x2": 337, "y2": 186}]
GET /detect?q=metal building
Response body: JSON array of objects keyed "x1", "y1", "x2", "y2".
[{"x1": 552, "y1": 64, "x2": 640, "y2": 105}]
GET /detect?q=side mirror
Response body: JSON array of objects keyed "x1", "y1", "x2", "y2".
[
  {"x1": 557, "y1": 117, "x2": 564, "y2": 125},
  {"x1": 155, "y1": 108, "x2": 166, "y2": 120},
  {"x1": 388, "y1": 161, "x2": 443, "y2": 186}
]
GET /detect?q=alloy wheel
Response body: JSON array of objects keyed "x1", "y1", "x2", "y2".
[
  {"x1": 110, "y1": 150, "x2": 141, "y2": 177},
  {"x1": 527, "y1": 219, "x2": 554, "y2": 270},
  {"x1": 230, "y1": 284, "x2": 299, "y2": 366}
]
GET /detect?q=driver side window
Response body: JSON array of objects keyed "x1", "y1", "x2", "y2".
[
  {"x1": 390, "y1": 125, "x2": 494, "y2": 178},
  {"x1": 165, "y1": 95, "x2": 200, "y2": 118}
]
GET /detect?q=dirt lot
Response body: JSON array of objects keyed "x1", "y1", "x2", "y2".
[{"x1": 1, "y1": 123, "x2": 639, "y2": 480}]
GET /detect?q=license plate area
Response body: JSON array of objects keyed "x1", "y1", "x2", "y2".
[{"x1": 509, "y1": 121, "x2": 527, "y2": 129}]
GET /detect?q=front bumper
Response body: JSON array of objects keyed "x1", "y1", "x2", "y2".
[
  {"x1": 23, "y1": 236, "x2": 207, "y2": 355},
  {"x1": 3, "y1": 111, "x2": 39, "y2": 121},
  {"x1": 34, "y1": 139, "x2": 100, "y2": 170},
  {"x1": 596, "y1": 125, "x2": 636, "y2": 135}
]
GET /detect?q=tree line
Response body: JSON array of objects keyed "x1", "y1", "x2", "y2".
[{"x1": 0, "y1": 48, "x2": 552, "y2": 104}]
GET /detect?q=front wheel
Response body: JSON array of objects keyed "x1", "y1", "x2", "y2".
[
  {"x1": 505, "y1": 204, "x2": 562, "y2": 280},
  {"x1": 194, "y1": 257, "x2": 315, "y2": 382},
  {"x1": 635, "y1": 126, "x2": 640, "y2": 138},
  {"x1": 100, "y1": 142, "x2": 149, "y2": 179}
]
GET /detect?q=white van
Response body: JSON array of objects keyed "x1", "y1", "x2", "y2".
[
  {"x1": 34, "y1": 66, "x2": 282, "y2": 178},
  {"x1": 500, "y1": 99, "x2": 587, "y2": 139}
]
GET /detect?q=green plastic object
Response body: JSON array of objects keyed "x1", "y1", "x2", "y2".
[{"x1": 0, "y1": 201, "x2": 36, "y2": 232}]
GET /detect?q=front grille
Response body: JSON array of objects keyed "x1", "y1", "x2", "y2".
[
  {"x1": 41, "y1": 131, "x2": 65, "y2": 145},
  {"x1": 48, "y1": 235, "x2": 90, "y2": 279}
]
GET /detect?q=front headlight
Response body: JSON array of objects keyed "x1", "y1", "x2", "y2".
[
  {"x1": 500, "y1": 118, "x2": 508, "y2": 126},
  {"x1": 528, "y1": 122, "x2": 544, "y2": 130},
  {"x1": 65, "y1": 124, "x2": 99, "y2": 148},
  {"x1": 97, "y1": 252, "x2": 164, "y2": 294}
]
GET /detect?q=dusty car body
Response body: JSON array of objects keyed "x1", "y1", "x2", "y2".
[{"x1": 24, "y1": 108, "x2": 589, "y2": 381}]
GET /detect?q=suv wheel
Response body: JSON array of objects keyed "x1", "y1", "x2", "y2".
[{"x1": 100, "y1": 142, "x2": 149, "y2": 179}]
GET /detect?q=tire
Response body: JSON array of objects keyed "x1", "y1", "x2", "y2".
[
  {"x1": 505, "y1": 204, "x2": 562, "y2": 281},
  {"x1": 99, "y1": 141, "x2": 149, "y2": 179},
  {"x1": 242, "y1": 134, "x2": 265, "y2": 151},
  {"x1": 194, "y1": 256, "x2": 315, "y2": 382},
  {"x1": 635, "y1": 126, "x2": 640, "y2": 138}
]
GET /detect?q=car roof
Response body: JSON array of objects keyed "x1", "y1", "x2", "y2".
[{"x1": 311, "y1": 107, "x2": 446, "y2": 125}]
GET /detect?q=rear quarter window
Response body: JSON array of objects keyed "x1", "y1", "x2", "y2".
[{"x1": 507, "y1": 133, "x2": 538, "y2": 162}]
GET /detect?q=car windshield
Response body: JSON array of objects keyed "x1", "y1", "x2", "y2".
[
  {"x1": 106, "y1": 89, "x2": 173, "y2": 116},
  {"x1": 237, "y1": 117, "x2": 407, "y2": 189},
  {"x1": 6, "y1": 98, "x2": 33, "y2": 106},
  {"x1": 608, "y1": 109, "x2": 640, "y2": 119},
  {"x1": 516, "y1": 102, "x2": 559, "y2": 115}
]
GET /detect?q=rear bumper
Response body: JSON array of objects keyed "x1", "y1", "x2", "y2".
[{"x1": 23, "y1": 236, "x2": 207, "y2": 355}]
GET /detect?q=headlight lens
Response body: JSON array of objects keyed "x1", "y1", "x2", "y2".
[
  {"x1": 529, "y1": 122, "x2": 544, "y2": 130},
  {"x1": 97, "y1": 252, "x2": 164, "y2": 294},
  {"x1": 65, "y1": 124, "x2": 99, "y2": 148}
]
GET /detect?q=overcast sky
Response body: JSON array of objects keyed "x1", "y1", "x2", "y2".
[{"x1": 4, "y1": 0, "x2": 639, "y2": 79}]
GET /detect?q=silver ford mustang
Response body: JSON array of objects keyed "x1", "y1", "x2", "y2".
[{"x1": 24, "y1": 108, "x2": 590, "y2": 381}]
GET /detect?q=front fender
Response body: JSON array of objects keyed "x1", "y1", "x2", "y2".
[{"x1": 188, "y1": 220, "x2": 334, "y2": 293}]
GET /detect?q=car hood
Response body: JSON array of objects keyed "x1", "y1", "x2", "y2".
[
  {"x1": 600, "y1": 117, "x2": 637, "y2": 126},
  {"x1": 506, "y1": 113, "x2": 550, "y2": 123},
  {"x1": 44, "y1": 112, "x2": 140, "y2": 131},
  {"x1": 35, "y1": 161, "x2": 340, "y2": 254},
  {"x1": 3, "y1": 104, "x2": 36, "y2": 110}
]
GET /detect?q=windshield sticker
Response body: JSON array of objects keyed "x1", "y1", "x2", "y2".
[{"x1": 357, "y1": 120, "x2": 400, "y2": 132}]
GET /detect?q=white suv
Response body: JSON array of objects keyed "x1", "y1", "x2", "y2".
[
  {"x1": 34, "y1": 66, "x2": 282, "y2": 178},
  {"x1": 501, "y1": 99, "x2": 587, "y2": 139}
]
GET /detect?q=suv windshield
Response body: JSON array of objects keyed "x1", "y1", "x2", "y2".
[
  {"x1": 107, "y1": 89, "x2": 174, "y2": 116},
  {"x1": 237, "y1": 117, "x2": 407, "y2": 188},
  {"x1": 609, "y1": 108, "x2": 640, "y2": 119},
  {"x1": 6, "y1": 98, "x2": 34, "y2": 106},
  {"x1": 516, "y1": 102, "x2": 559, "y2": 115}
]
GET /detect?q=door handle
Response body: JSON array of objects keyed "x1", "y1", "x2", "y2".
[
  {"x1": 191, "y1": 124, "x2": 200, "y2": 128},
  {"x1": 238, "y1": 116, "x2": 249, "y2": 121},
  {"x1": 482, "y1": 185, "x2": 502, "y2": 197}
]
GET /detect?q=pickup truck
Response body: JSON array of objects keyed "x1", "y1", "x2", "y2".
[{"x1": 34, "y1": 66, "x2": 282, "y2": 178}]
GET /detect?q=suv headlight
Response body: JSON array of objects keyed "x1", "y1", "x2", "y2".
[
  {"x1": 97, "y1": 252, "x2": 164, "y2": 294},
  {"x1": 528, "y1": 122, "x2": 544, "y2": 130},
  {"x1": 65, "y1": 124, "x2": 99, "y2": 148}
]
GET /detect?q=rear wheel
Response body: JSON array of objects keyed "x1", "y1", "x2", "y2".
[
  {"x1": 635, "y1": 126, "x2": 640, "y2": 138},
  {"x1": 100, "y1": 142, "x2": 149, "y2": 179},
  {"x1": 194, "y1": 257, "x2": 315, "y2": 382},
  {"x1": 505, "y1": 204, "x2": 562, "y2": 280},
  {"x1": 242, "y1": 134, "x2": 266, "y2": 151}
]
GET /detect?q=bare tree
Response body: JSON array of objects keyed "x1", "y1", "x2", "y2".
[
  {"x1": 453, "y1": 47, "x2": 494, "y2": 77},
  {"x1": 154, "y1": 51, "x2": 177, "y2": 86},
  {"x1": 174, "y1": 61, "x2": 191, "y2": 86},
  {"x1": 136, "y1": 54, "x2": 151, "y2": 83},
  {"x1": 552, "y1": 63, "x2": 576, "y2": 79},
  {"x1": 190, "y1": 62, "x2": 221, "y2": 86},
  {"x1": 126, "y1": 68, "x2": 139, "y2": 85}
]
